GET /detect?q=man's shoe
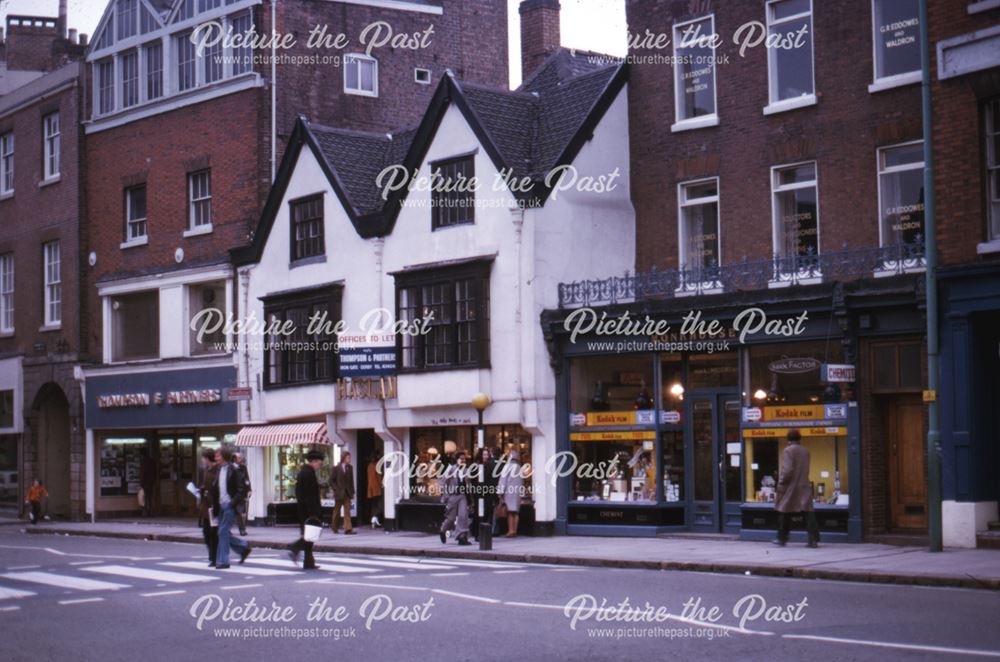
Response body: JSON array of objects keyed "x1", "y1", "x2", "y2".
[
  {"x1": 239, "y1": 530, "x2": 248, "y2": 536},
  {"x1": 303, "y1": 564, "x2": 321, "y2": 570},
  {"x1": 216, "y1": 564, "x2": 231, "y2": 569},
  {"x1": 771, "y1": 539, "x2": 786, "y2": 547},
  {"x1": 439, "y1": 531, "x2": 447, "y2": 544},
  {"x1": 208, "y1": 562, "x2": 216, "y2": 568},
  {"x1": 807, "y1": 541, "x2": 819, "y2": 548},
  {"x1": 457, "y1": 535, "x2": 471, "y2": 546},
  {"x1": 344, "y1": 530, "x2": 356, "y2": 535},
  {"x1": 239, "y1": 547, "x2": 252, "y2": 564}
]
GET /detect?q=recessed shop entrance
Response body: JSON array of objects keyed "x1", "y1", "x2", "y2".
[{"x1": 689, "y1": 392, "x2": 742, "y2": 533}]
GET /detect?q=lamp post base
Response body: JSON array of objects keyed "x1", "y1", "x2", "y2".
[{"x1": 478, "y1": 522, "x2": 493, "y2": 551}]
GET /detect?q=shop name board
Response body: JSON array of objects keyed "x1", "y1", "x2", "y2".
[
  {"x1": 768, "y1": 357, "x2": 820, "y2": 374},
  {"x1": 572, "y1": 410, "x2": 682, "y2": 427},
  {"x1": 96, "y1": 389, "x2": 222, "y2": 409},
  {"x1": 339, "y1": 345, "x2": 397, "y2": 377},
  {"x1": 762, "y1": 405, "x2": 824, "y2": 421},
  {"x1": 337, "y1": 376, "x2": 397, "y2": 401},
  {"x1": 571, "y1": 430, "x2": 657, "y2": 442},
  {"x1": 821, "y1": 363, "x2": 856, "y2": 383},
  {"x1": 743, "y1": 427, "x2": 846, "y2": 438}
]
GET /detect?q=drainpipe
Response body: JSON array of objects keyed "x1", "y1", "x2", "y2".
[
  {"x1": 270, "y1": 0, "x2": 277, "y2": 182},
  {"x1": 919, "y1": 0, "x2": 942, "y2": 552}
]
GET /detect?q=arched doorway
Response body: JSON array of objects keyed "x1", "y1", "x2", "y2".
[{"x1": 31, "y1": 384, "x2": 71, "y2": 519}]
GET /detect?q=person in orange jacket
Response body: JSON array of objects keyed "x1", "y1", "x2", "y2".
[{"x1": 25, "y1": 479, "x2": 48, "y2": 525}]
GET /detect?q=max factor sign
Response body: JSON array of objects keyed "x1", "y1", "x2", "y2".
[{"x1": 97, "y1": 389, "x2": 223, "y2": 409}]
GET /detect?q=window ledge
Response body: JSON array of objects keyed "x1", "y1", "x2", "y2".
[
  {"x1": 183, "y1": 225, "x2": 213, "y2": 238},
  {"x1": 674, "y1": 283, "x2": 724, "y2": 297},
  {"x1": 39, "y1": 324, "x2": 62, "y2": 333},
  {"x1": 763, "y1": 94, "x2": 817, "y2": 116},
  {"x1": 969, "y1": 0, "x2": 1000, "y2": 14},
  {"x1": 0, "y1": 330, "x2": 13, "y2": 338},
  {"x1": 671, "y1": 114, "x2": 720, "y2": 133},
  {"x1": 977, "y1": 240, "x2": 1000, "y2": 255},
  {"x1": 874, "y1": 266, "x2": 926, "y2": 278},
  {"x1": 289, "y1": 254, "x2": 328, "y2": 269},
  {"x1": 768, "y1": 275, "x2": 823, "y2": 288},
  {"x1": 120, "y1": 237, "x2": 148, "y2": 250},
  {"x1": 868, "y1": 71, "x2": 922, "y2": 93},
  {"x1": 38, "y1": 175, "x2": 61, "y2": 188},
  {"x1": 0, "y1": 191, "x2": 13, "y2": 201},
  {"x1": 344, "y1": 88, "x2": 379, "y2": 98}
]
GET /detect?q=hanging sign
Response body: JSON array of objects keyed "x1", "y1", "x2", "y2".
[{"x1": 821, "y1": 363, "x2": 856, "y2": 383}]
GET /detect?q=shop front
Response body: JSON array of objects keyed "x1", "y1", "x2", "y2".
[{"x1": 83, "y1": 365, "x2": 240, "y2": 519}]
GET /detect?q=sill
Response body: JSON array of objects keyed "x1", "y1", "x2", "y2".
[
  {"x1": 39, "y1": 324, "x2": 62, "y2": 333},
  {"x1": 874, "y1": 265, "x2": 926, "y2": 278},
  {"x1": 763, "y1": 94, "x2": 817, "y2": 116},
  {"x1": 674, "y1": 285, "x2": 723, "y2": 297},
  {"x1": 969, "y1": 0, "x2": 1000, "y2": 14},
  {"x1": 396, "y1": 363, "x2": 490, "y2": 375},
  {"x1": 0, "y1": 330, "x2": 13, "y2": 338},
  {"x1": 289, "y1": 254, "x2": 327, "y2": 269},
  {"x1": 39, "y1": 175, "x2": 61, "y2": 188},
  {"x1": 263, "y1": 378, "x2": 336, "y2": 392},
  {"x1": 977, "y1": 239, "x2": 1000, "y2": 255},
  {"x1": 120, "y1": 237, "x2": 148, "y2": 250},
  {"x1": 671, "y1": 114, "x2": 720, "y2": 133},
  {"x1": 344, "y1": 88, "x2": 378, "y2": 98},
  {"x1": 431, "y1": 220, "x2": 475, "y2": 232},
  {"x1": 107, "y1": 357, "x2": 162, "y2": 366},
  {"x1": 868, "y1": 71, "x2": 922, "y2": 93},
  {"x1": 768, "y1": 275, "x2": 823, "y2": 288},
  {"x1": 183, "y1": 225, "x2": 213, "y2": 238},
  {"x1": 0, "y1": 191, "x2": 13, "y2": 201}
]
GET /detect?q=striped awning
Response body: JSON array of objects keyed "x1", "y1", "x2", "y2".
[{"x1": 236, "y1": 422, "x2": 330, "y2": 447}]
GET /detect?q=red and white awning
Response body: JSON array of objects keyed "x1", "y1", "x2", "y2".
[{"x1": 236, "y1": 422, "x2": 330, "y2": 447}]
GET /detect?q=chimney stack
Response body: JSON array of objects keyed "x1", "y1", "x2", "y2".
[
  {"x1": 57, "y1": 0, "x2": 68, "y2": 37},
  {"x1": 79, "y1": 33, "x2": 88, "y2": 47},
  {"x1": 69, "y1": 28, "x2": 78, "y2": 44},
  {"x1": 519, "y1": 0, "x2": 561, "y2": 82}
]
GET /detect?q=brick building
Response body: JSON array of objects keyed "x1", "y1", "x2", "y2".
[
  {"x1": 932, "y1": 0, "x2": 1000, "y2": 547},
  {"x1": 79, "y1": 0, "x2": 508, "y2": 520},
  {"x1": 544, "y1": 0, "x2": 934, "y2": 542},
  {"x1": 0, "y1": 9, "x2": 87, "y2": 517}
]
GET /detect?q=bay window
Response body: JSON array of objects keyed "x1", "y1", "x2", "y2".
[{"x1": 262, "y1": 286, "x2": 341, "y2": 388}]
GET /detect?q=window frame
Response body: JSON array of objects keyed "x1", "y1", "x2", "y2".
[
  {"x1": 343, "y1": 53, "x2": 379, "y2": 97},
  {"x1": 764, "y1": 0, "x2": 816, "y2": 109},
  {"x1": 42, "y1": 112, "x2": 61, "y2": 181},
  {"x1": 986, "y1": 98, "x2": 1000, "y2": 243},
  {"x1": 430, "y1": 154, "x2": 476, "y2": 230},
  {"x1": 187, "y1": 169, "x2": 212, "y2": 231},
  {"x1": 869, "y1": 0, "x2": 922, "y2": 89},
  {"x1": 671, "y1": 14, "x2": 719, "y2": 129},
  {"x1": 125, "y1": 184, "x2": 148, "y2": 243},
  {"x1": 289, "y1": 194, "x2": 325, "y2": 263},
  {"x1": 393, "y1": 260, "x2": 492, "y2": 373},
  {"x1": 0, "y1": 253, "x2": 13, "y2": 334},
  {"x1": 109, "y1": 289, "x2": 160, "y2": 362},
  {"x1": 876, "y1": 140, "x2": 924, "y2": 248},
  {"x1": 97, "y1": 58, "x2": 116, "y2": 116},
  {"x1": 121, "y1": 49, "x2": 140, "y2": 109},
  {"x1": 0, "y1": 132, "x2": 13, "y2": 196},
  {"x1": 42, "y1": 240, "x2": 61, "y2": 328},
  {"x1": 770, "y1": 160, "x2": 820, "y2": 259},
  {"x1": 188, "y1": 280, "x2": 228, "y2": 356},
  {"x1": 175, "y1": 31, "x2": 197, "y2": 93},
  {"x1": 261, "y1": 285, "x2": 342, "y2": 390},
  {"x1": 144, "y1": 40, "x2": 164, "y2": 101},
  {"x1": 677, "y1": 177, "x2": 722, "y2": 271}
]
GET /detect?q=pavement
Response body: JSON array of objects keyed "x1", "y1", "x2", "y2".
[{"x1": 10, "y1": 516, "x2": 1000, "y2": 591}]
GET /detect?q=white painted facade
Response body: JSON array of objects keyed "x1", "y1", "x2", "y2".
[{"x1": 238, "y1": 83, "x2": 634, "y2": 527}]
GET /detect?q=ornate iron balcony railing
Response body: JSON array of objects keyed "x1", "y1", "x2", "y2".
[{"x1": 557, "y1": 241, "x2": 925, "y2": 308}]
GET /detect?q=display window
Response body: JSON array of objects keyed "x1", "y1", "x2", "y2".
[
  {"x1": 570, "y1": 354, "x2": 655, "y2": 413},
  {"x1": 743, "y1": 430, "x2": 848, "y2": 506},
  {"x1": 269, "y1": 444, "x2": 338, "y2": 502},
  {"x1": 748, "y1": 340, "x2": 844, "y2": 406},
  {"x1": 99, "y1": 437, "x2": 147, "y2": 496}
]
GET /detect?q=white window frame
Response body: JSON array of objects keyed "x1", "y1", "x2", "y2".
[
  {"x1": 869, "y1": 0, "x2": 922, "y2": 93},
  {"x1": 97, "y1": 58, "x2": 116, "y2": 116},
  {"x1": 770, "y1": 161, "x2": 821, "y2": 286},
  {"x1": 0, "y1": 253, "x2": 13, "y2": 334},
  {"x1": 143, "y1": 40, "x2": 164, "y2": 102},
  {"x1": 175, "y1": 31, "x2": 197, "y2": 93},
  {"x1": 763, "y1": 0, "x2": 817, "y2": 115},
  {"x1": 876, "y1": 140, "x2": 926, "y2": 274},
  {"x1": 124, "y1": 184, "x2": 148, "y2": 246},
  {"x1": 185, "y1": 279, "x2": 230, "y2": 357},
  {"x1": 344, "y1": 53, "x2": 378, "y2": 97},
  {"x1": 0, "y1": 132, "x2": 13, "y2": 196},
  {"x1": 121, "y1": 49, "x2": 140, "y2": 109},
  {"x1": 981, "y1": 99, "x2": 1000, "y2": 253},
  {"x1": 42, "y1": 112, "x2": 60, "y2": 181},
  {"x1": 414, "y1": 67, "x2": 432, "y2": 85},
  {"x1": 43, "y1": 241, "x2": 61, "y2": 328},
  {"x1": 677, "y1": 177, "x2": 723, "y2": 294},
  {"x1": 229, "y1": 12, "x2": 254, "y2": 77},
  {"x1": 187, "y1": 169, "x2": 212, "y2": 233},
  {"x1": 671, "y1": 14, "x2": 720, "y2": 132}
]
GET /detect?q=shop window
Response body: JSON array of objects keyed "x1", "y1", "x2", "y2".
[
  {"x1": 871, "y1": 0, "x2": 921, "y2": 82},
  {"x1": 878, "y1": 141, "x2": 924, "y2": 247},
  {"x1": 688, "y1": 351, "x2": 739, "y2": 389},
  {"x1": 672, "y1": 15, "x2": 717, "y2": 125},
  {"x1": 395, "y1": 260, "x2": 491, "y2": 371},
  {"x1": 871, "y1": 341, "x2": 922, "y2": 392},
  {"x1": 0, "y1": 390, "x2": 13, "y2": 428},
  {"x1": 262, "y1": 285, "x2": 341, "y2": 388},
  {"x1": 766, "y1": 0, "x2": 815, "y2": 104},
  {"x1": 189, "y1": 281, "x2": 227, "y2": 355},
  {"x1": 986, "y1": 99, "x2": 1000, "y2": 242},
  {"x1": 772, "y1": 161, "x2": 819, "y2": 259},
  {"x1": 0, "y1": 434, "x2": 17, "y2": 505},
  {"x1": 749, "y1": 340, "x2": 844, "y2": 405},
  {"x1": 290, "y1": 195, "x2": 324, "y2": 262},
  {"x1": 111, "y1": 289, "x2": 160, "y2": 361},
  {"x1": 744, "y1": 432, "x2": 848, "y2": 506},
  {"x1": 271, "y1": 444, "x2": 336, "y2": 502},
  {"x1": 344, "y1": 53, "x2": 378, "y2": 96},
  {"x1": 431, "y1": 155, "x2": 475, "y2": 229},
  {"x1": 99, "y1": 437, "x2": 147, "y2": 496},
  {"x1": 570, "y1": 354, "x2": 655, "y2": 413}
]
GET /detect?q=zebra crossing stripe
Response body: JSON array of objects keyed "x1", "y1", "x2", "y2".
[
  {"x1": 243, "y1": 558, "x2": 371, "y2": 574},
  {"x1": 83, "y1": 565, "x2": 218, "y2": 584},
  {"x1": 382, "y1": 556, "x2": 523, "y2": 569},
  {"x1": 2, "y1": 571, "x2": 129, "y2": 592},
  {"x1": 161, "y1": 561, "x2": 298, "y2": 577},
  {"x1": 0, "y1": 586, "x2": 36, "y2": 600},
  {"x1": 312, "y1": 556, "x2": 458, "y2": 571}
]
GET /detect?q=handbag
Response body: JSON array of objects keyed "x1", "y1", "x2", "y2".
[{"x1": 495, "y1": 502, "x2": 508, "y2": 519}]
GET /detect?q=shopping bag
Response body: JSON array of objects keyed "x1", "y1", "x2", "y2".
[{"x1": 304, "y1": 523, "x2": 323, "y2": 542}]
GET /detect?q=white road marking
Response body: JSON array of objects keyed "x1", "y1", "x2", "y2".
[
  {"x1": 84, "y1": 565, "x2": 218, "y2": 584},
  {"x1": 58, "y1": 597, "x2": 105, "y2": 605},
  {"x1": 493, "y1": 570, "x2": 528, "y2": 574},
  {"x1": 245, "y1": 558, "x2": 371, "y2": 574},
  {"x1": 431, "y1": 588, "x2": 501, "y2": 604},
  {"x1": 503, "y1": 601, "x2": 566, "y2": 611},
  {"x1": 431, "y1": 572, "x2": 469, "y2": 577},
  {"x1": 0, "y1": 586, "x2": 36, "y2": 600},
  {"x1": 162, "y1": 561, "x2": 298, "y2": 577},
  {"x1": 2, "y1": 571, "x2": 129, "y2": 592},
  {"x1": 551, "y1": 568, "x2": 586, "y2": 572},
  {"x1": 221, "y1": 584, "x2": 262, "y2": 590},
  {"x1": 381, "y1": 555, "x2": 522, "y2": 569},
  {"x1": 0, "y1": 544, "x2": 160, "y2": 562},
  {"x1": 783, "y1": 634, "x2": 1000, "y2": 658},
  {"x1": 325, "y1": 580, "x2": 427, "y2": 592},
  {"x1": 313, "y1": 556, "x2": 457, "y2": 571},
  {"x1": 363, "y1": 574, "x2": 405, "y2": 579},
  {"x1": 7, "y1": 565, "x2": 40, "y2": 571},
  {"x1": 0, "y1": 605, "x2": 21, "y2": 612},
  {"x1": 141, "y1": 590, "x2": 186, "y2": 597},
  {"x1": 68, "y1": 561, "x2": 103, "y2": 566}
]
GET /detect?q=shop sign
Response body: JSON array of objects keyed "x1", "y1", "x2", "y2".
[
  {"x1": 768, "y1": 357, "x2": 820, "y2": 374},
  {"x1": 661, "y1": 410, "x2": 682, "y2": 424},
  {"x1": 635, "y1": 409, "x2": 656, "y2": 425},
  {"x1": 97, "y1": 393, "x2": 150, "y2": 409},
  {"x1": 570, "y1": 413, "x2": 587, "y2": 427},
  {"x1": 226, "y1": 387, "x2": 252, "y2": 401},
  {"x1": 821, "y1": 363, "x2": 856, "y2": 383},
  {"x1": 339, "y1": 345, "x2": 397, "y2": 377},
  {"x1": 336, "y1": 376, "x2": 398, "y2": 401},
  {"x1": 743, "y1": 407, "x2": 762, "y2": 422},
  {"x1": 585, "y1": 411, "x2": 638, "y2": 426},
  {"x1": 570, "y1": 430, "x2": 657, "y2": 442},
  {"x1": 762, "y1": 405, "x2": 824, "y2": 421},
  {"x1": 823, "y1": 404, "x2": 848, "y2": 420},
  {"x1": 743, "y1": 426, "x2": 846, "y2": 438}
]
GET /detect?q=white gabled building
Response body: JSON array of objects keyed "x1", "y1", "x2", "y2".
[{"x1": 232, "y1": 50, "x2": 633, "y2": 533}]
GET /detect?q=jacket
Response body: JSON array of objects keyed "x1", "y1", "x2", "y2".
[
  {"x1": 775, "y1": 443, "x2": 814, "y2": 513},
  {"x1": 26, "y1": 485, "x2": 48, "y2": 502},
  {"x1": 366, "y1": 462, "x2": 383, "y2": 499},
  {"x1": 331, "y1": 463, "x2": 355, "y2": 501},
  {"x1": 295, "y1": 464, "x2": 323, "y2": 524},
  {"x1": 198, "y1": 464, "x2": 219, "y2": 526},
  {"x1": 236, "y1": 463, "x2": 252, "y2": 495},
  {"x1": 440, "y1": 463, "x2": 471, "y2": 502},
  {"x1": 210, "y1": 462, "x2": 248, "y2": 512}
]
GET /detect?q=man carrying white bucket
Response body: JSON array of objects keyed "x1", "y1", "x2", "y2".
[{"x1": 288, "y1": 449, "x2": 326, "y2": 570}]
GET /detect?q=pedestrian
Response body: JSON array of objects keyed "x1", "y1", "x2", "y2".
[
  {"x1": 773, "y1": 429, "x2": 820, "y2": 548},
  {"x1": 498, "y1": 450, "x2": 525, "y2": 537},
  {"x1": 289, "y1": 449, "x2": 325, "y2": 570},
  {"x1": 470, "y1": 447, "x2": 496, "y2": 542},
  {"x1": 331, "y1": 451, "x2": 355, "y2": 534},
  {"x1": 366, "y1": 454, "x2": 384, "y2": 528},
  {"x1": 24, "y1": 479, "x2": 48, "y2": 525},
  {"x1": 139, "y1": 449, "x2": 156, "y2": 517},
  {"x1": 234, "y1": 452, "x2": 251, "y2": 536},
  {"x1": 197, "y1": 449, "x2": 219, "y2": 567},
  {"x1": 439, "y1": 451, "x2": 472, "y2": 546},
  {"x1": 211, "y1": 446, "x2": 252, "y2": 569}
]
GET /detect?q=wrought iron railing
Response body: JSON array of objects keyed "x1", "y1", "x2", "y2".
[{"x1": 558, "y1": 241, "x2": 925, "y2": 308}]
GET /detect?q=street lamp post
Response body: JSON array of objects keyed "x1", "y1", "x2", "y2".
[{"x1": 471, "y1": 392, "x2": 491, "y2": 551}]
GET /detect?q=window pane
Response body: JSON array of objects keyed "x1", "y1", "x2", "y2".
[
  {"x1": 770, "y1": 15, "x2": 813, "y2": 100},
  {"x1": 116, "y1": 0, "x2": 137, "y2": 40},
  {"x1": 176, "y1": 33, "x2": 196, "y2": 91},
  {"x1": 771, "y1": 0, "x2": 810, "y2": 21},
  {"x1": 189, "y1": 282, "x2": 226, "y2": 355},
  {"x1": 881, "y1": 142, "x2": 923, "y2": 168},
  {"x1": 99, "y1": 60, "x2": 116, "y2": 114},
  {"x1": 681, "y1": 195, "x2": 719, "y2": 269},
  {"x1": 231, "y1": 13, "x2": 253, "y2": 75},
  {"x1": 674, "y1": 16, "x2": 716, "y2": 120},
  {"x1": 773, "y1": 166, "x2": 818, "y2": 258},
  {"x1": 873, "y1": 0, "x2": 921, "y2": 79},
  {"x1": 145, "y1": 42, "x2": 163, "y2": 100},
  {"x1": 204, "y1": 33, "x2": 223, "y2": 83},
  {"x1": 880, "y1": 164, "x2": 925, "y2": 245},
  {"x1": 112, "y1": 290, "x2": 159, "y2": 360},
  {"x1": 776, "y1": 162, "x2": 815, "y2": 186},
  {"x1": 122, "y1": 50, "x2": 139, "y2": 107}
]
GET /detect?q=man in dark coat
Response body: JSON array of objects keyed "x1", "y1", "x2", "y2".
[
  {"x1": 289, "y1": 449, "x2": 325, "y2": 569},
  {"x1": 773, "y1": 429, "x2": 820, "y2": 547},
  {"x1": 210, "y1": 446, "x2": 251, "y2": 568},
  {"x1": 233, "y1": 452, "x2": 251, "y2": 536},
  {"x1": 198, "y1": 448, "x2": 220, "y2": 567},
  {"x1": 330, "y1": 451, "x2": 355, "y2": 534}
]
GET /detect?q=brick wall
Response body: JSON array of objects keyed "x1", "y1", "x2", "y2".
[{"x1": 625, "y1": 0, "x2": 922, "y2": 273}]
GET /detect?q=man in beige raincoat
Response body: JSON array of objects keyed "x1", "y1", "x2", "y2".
[{"x1": 773, "y1": 429, "x2": 820, "y2": 548}]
